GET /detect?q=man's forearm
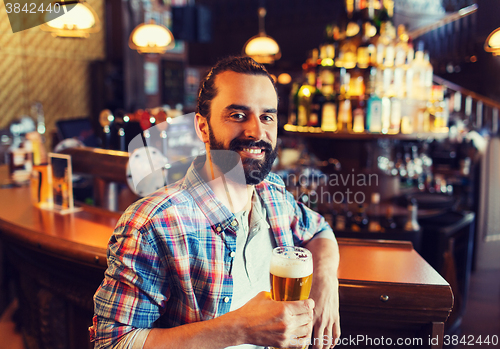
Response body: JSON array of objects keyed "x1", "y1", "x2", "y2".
[
  {"x1": 304, "y1": 236, "x2": 341, "y2": 348},
  {"x1": 143, "y1": 312, "x2": 244, "y2": 349},
  {"x1": 305, "y1": 237, "x2": 339, "y2": 281}
]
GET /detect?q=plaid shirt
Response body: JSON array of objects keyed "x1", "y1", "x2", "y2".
[{"x1": 92, "y1": 157, "x2": 332, "y2": 348}]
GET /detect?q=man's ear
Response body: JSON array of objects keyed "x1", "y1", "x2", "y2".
[{"x1": 194, "y1": 113, "x2": 210, "y2": 144}]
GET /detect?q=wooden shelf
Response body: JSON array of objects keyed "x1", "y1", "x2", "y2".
[{"x1": 283, "y1": 126, "x2": 450, "y2": 141}]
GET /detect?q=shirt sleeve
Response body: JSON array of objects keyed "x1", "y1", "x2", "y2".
[
  {"x1": 113, "y1": 328, "x2": 152, "y2": 349},
  {"x1": 93, "y1": 222, "x2": 170, "y2": 349},
  {"x1": 285, "y1": 190, "x2": 335, "y2": 246}
]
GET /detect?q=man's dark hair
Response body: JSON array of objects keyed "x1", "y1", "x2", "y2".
[{"x1": 196, "y1": 56, "x2": 277, "y2": 120}]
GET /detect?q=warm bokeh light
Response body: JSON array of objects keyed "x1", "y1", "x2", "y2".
[{"x1": 277, "y1": 73, "x2": 292, "y2": 85}]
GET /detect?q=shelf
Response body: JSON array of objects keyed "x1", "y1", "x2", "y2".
[{"x1": 283, "y1": 125, "x2": 449, "y2": 141}]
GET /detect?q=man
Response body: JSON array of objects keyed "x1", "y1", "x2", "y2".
[{"x1": 93, "y1": 56, "x2": 340, "y2": 349}]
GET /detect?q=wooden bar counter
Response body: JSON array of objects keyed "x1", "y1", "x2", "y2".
[{"x1": 0, "y1": 185, "x2": 453, "y2": 349}]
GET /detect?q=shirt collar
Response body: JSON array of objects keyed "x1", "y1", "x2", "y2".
[{"x1": 182, "y1": 156, "x2": 238, "y2": 236}]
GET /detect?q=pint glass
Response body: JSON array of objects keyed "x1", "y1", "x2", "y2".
[{"x1": 270, "y1": 246, "x2": 313, "y2": 349}]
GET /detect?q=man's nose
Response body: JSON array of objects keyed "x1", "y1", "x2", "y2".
[{"x1": 243, "y1": 115, "x2": 265, "y2": 140}]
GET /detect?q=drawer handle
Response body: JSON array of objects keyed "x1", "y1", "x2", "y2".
[{"x1": 380, "y1": 295, "x2": 389, "y2": 302}]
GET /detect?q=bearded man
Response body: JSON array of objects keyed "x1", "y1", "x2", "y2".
[{"x1": 92, "y1": 56, "x2": 340, "y2": 349}]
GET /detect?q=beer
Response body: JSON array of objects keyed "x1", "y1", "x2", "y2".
[{"x1": 270, "y1": 246, "x2": 313, "y2": 349}]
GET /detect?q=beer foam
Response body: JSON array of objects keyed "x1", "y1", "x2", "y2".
[{"x1": 270, "y1": 250, "x2": 313, "y2": 279}]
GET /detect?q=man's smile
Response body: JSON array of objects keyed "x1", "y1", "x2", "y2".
[{"x1": 239, "y1": 147, "x2": 266, "y2": 158}]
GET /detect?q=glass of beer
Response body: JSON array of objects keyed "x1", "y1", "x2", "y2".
[{"x1": 270, "y1": 246, "x2": 313, "y2": 349}]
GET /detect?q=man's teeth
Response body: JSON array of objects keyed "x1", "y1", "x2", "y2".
[{"x1": 242, "y1": 148, "x2": 262, "y2": 154}]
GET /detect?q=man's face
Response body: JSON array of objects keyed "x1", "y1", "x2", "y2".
[{"x1": 205, "y1": 71, "x2": 278, "y2": 185}]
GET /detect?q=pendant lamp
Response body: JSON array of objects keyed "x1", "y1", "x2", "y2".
[
  {"x1": 243, "y1": 7, "x2": 281, "y2": 64},
  {"x1": 40, "y1": 1, "x2": 100, "y2": 38},
  {"x1": 129, "y1": 9, "x2": 175, "y2": 55},
  {"x1": 485, "y1": 27, "x2": 500, "y2": 56}
]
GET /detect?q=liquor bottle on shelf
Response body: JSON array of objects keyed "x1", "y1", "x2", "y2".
[
  {"x1": 389, "y1": 94, "x2": 402, "y2": 134},
  {"x1": 336, "y1": 200, "x2": 353, "y2": 231},
  {"x1": 288, "y1": 82, "x2": 300, "y2": 126},
  {"x1": 357, "y1": 21, "x2": 376, "y2": 70},
  {"x1": 368, "y1": 193, "x2": 382, "y2": 232},
  {"x1": 351, "y1": 203, "x2": 369, "y2": 232},
  {"x1": 337, "y1": 69, "x2": 353, "y2": 132},
  {"x1": 309, "y1": 77, "x2": 326, "y2": 128},
  {"x1": 410, "y1": 44, "x2": 426, "y2": 101},
  {"x1": 382, "y1": 205, "x2": 397, "y2": 231},
  {"x1": 297, "y1": 74, "x2": 315, "y2": 127},
  {"x1": 423, "y1": 52, "x2": 434, "y2": 102},
  {"x1": 404, "y1": 198, "x2": 421, "y2": 231},
  {"x1": 366, "y1": 68, "x2": 383, "y2": 133},
  {"x1": 381, "y1": 94, "x2": 391, "y2": 134},
  {"x1": 352, "y1": 96, "x2": 366, "y2": 133},
  {"x1": 321, "y1": 79, "x2": 338, "y2": 132},
  {"x1": 318, "y1": 45, "x2": 335, "y2": 94},
  {"x1": 429, "y1": 85, "x2": 446, "y2": 131}
]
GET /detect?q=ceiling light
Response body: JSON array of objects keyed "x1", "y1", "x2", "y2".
[
  {"x1": 243, "y1": 7, "x2": 281, "y2": 64},
  {"x1": 40, "y1": 1, "x2": 100, "y2": 38},
  {"x1": 129, "y1": 19, "x2": 175, "y2": 54},
  {"x1": 485, "y1": 27, "x2": 500, "y2": 55}
]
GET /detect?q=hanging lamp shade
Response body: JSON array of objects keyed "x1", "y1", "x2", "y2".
[
  {"x1": 243, "y1": 7, "x2": 281, "y2": 64},
  {"x1": 243, "y1": 34, "x2": 281, "y2": 64},
  {"x1": 40, "y1": 2, "x2": 100, "y2": 38},
  {"x1": 129, "y1": 20, "x2": 175, "y2": 54},
  {"x1": 485, "y1": 27, "x2": 500, "y2": 55}
]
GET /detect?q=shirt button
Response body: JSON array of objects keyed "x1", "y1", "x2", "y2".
[
  {"x1": 216, "y1": 226, "x2": 222, "y2": 232},
  {"x1": 223, "y1": 297, "x2": 230, "y2": 303},
  {"x1": 231, "y1": 220, "x2": 237, "y2": 226},
  {"x1": 229, "y1": 251, "x2": 236, "y2": 258}
]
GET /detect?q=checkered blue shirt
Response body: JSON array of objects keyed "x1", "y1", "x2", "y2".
[{"x1": 92, "y1": 157, "x2": 333, "y2": 348}]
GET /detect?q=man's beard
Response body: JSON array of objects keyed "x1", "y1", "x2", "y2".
[{"x1": 207, "y1": 125, "x2": 277, "y2": 185}]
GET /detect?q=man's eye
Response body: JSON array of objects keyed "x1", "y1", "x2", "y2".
[
  {"x1": 262, "y1": 115, "x2": 275, "y2": 122},
  {"x1": 230, "y1": 113, "x2": 245, "y2": 120}
]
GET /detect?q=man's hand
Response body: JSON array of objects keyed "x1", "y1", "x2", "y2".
[
  {"x1": 231, "y1": 291, "x2": 315, "y2": 348},
  {"x1": 305, "y1": 238, "x2": 341, "y2": 349}
]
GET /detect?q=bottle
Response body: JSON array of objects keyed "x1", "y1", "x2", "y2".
[
  {"x1": 336, "y1": 200, "x2": 353, "y2": 231},
  {"x1": 352, "y1": 97, "x2": 366, "y2": 133},
  {"x1": 297, "y1": 79, "x2": 314, "y2": 127},
  {"x1": 366, "y1": 66, "x2": 383, "y2": 133},
  {"x1": 429, "y1": 85, "x2": 445, "y2": 131},
  {"x1": 309, "y1": 77, "x2": 326, "y2": 128},
  {"x1": 423, "y1": 52, "x2": 434, "y2": 102},
  {"x1": 8, "y1": 135, "x2": 33, "y2": 184},
  {"x1": 357, "y1": 21, "x2": 376, "y2": 70},
  {"x1": 368, "y1": 193, "x2": 382, "y2": 232},
  {"x1": 321, "y1": 82, "x2": 338, "y2": 132},
  {"x1": 389, "y1": 95, "x2": 402, "y2": 134},
  {"x1": 381, "y1": 95, "x2": 391, "y2": 134},
  {"x1": 404, "y1": 198, "x2": 421, "y2": 231},
  {"x1": 411, "y1": 46, "x2": 426, "y2": 101},
  {"x1": 337, "y1": 69, "x2": 352, "y2": 132},
  {"x1": 351, "y1": 203, "x2": 369, "y2": 232},
  {"x1": 382, "y1": 205, "x2": 397, "y2": 231},
  {"x1": 288, "y1": 82, "x2": 300, "y2": 126}
]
